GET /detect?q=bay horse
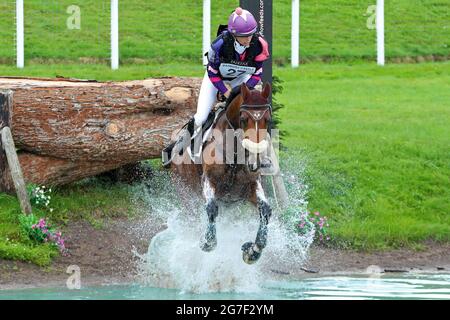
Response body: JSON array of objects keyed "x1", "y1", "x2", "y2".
[{"x1": 168, "y1": 82, "x2": 273, "y2": 264}]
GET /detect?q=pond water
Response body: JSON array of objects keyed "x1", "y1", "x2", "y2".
[{"x1": 1, "y1": 273, "x2": 449, "y2": 300}]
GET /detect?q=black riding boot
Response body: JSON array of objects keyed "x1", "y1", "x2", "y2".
[{"x1": 162, "y1": 117, "x2": 196, "y2": 166}]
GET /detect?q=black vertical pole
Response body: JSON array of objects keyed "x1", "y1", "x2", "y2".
[{"x1": 240, "y1": 0, "x2": 272, "y2": 95}]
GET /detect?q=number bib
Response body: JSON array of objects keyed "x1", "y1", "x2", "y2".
[{"x1": 219, "y1": 63, "x2": 256, "y2": 79}]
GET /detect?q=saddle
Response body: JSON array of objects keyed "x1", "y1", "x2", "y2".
[
  {"x1": 162, "y1": 87, "x2": 244, "y2": 166},
  {"x1": 186, "y1": 87, "x2": 244, "y2": 161},
  {"x1": 186, "y1": 102, "x2": 227, "y2": 161}
]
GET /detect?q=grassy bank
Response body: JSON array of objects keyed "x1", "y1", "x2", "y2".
[
  {"x1": 0, "y1": 0, "x2": 448, "y2": 63},
  {"x1": 0, "y1": 179, "x2": 140, "y2": 266},
  {"x1": 277, "y1": 61, "x2": 450, "y2": 249},
  {"x1": 0, "y1": 61, "x2": 449, "y2": 264}
]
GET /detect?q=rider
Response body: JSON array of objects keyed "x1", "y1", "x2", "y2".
[{"x1": 162, "y1": 7, "x2": 270, "y2": 163}]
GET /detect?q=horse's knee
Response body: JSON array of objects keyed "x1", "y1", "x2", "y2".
[{"x1": 206, "y1": 200, "x2": 218, "y2": 223}]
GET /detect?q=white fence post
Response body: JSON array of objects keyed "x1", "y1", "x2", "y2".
[
  {"x1": 111, "y1": 0, "x2": 119, "y2": 70},
  {"x1": 291, "y1": 0, "x2": 299, "y2": 68},
  {"x1": 376, "y1": 0, "x2": 385, "y2": 66},
  {"x1": 202, "y1": 0, "x2": 211, "y2": 66},
  {"x1": 16, "y1": 0, "x2": 24, "y2": 68}
]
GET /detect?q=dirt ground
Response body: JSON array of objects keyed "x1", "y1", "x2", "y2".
[
  {"x1": 0, "y1": 218, "x2": 162, "y2": 290},
  {"x1": 1, "y1": 218, "x2": 449, "y2": 290}
]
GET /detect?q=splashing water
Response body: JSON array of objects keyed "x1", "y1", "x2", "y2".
[{"x1": 133, "y1": 152, "x2": 316, "y2": 294}]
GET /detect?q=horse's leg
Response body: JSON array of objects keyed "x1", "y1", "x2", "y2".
[
  {"x1": 242, "y1": 179, "x2": 272, "y2": 264},
  {"x1": 200, "y1": 176, "x2": 218, "y2": 252}
]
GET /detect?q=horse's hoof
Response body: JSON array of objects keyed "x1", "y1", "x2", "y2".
[
  {"x1": 241, "y1": 242, "x2": 262, "y2": 264},
  {"x1": 200, "y1": 238, "x2": 217, "y2": 252}
]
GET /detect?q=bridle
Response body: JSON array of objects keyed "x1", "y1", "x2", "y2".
[
  {"x1": 225, "y1": 103, "x2": 273, "y2": 131},
  {"x1": 224, "y1": 102, "x2": 273, "y2": 172},
  {"x1": 239, "y1": 104, "x2": 273, "y2": 133}
]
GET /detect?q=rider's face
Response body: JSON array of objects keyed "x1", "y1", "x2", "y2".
[{"x1": 235, "y1": 35, "x2": 253, "y2": 47}]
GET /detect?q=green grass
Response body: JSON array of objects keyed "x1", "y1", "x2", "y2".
[
  {"x1": 277, "y1": 61, "x2": 450, "y2": 249},
  {"x1": 0, "y1": 0, "x2": 448, "y2": 265},
  {"x1": 1, "y1": 61, "x2": 449, "y2": 258},
  {"x1": 0, "y1": 0, "x2": 448, "y2": 64},
  {"x1": 0, "y1": 61, "x2": 204, "y2": 80},
  {"x1": 1, "y1": 5, "x2": 450, "y2": 257}
]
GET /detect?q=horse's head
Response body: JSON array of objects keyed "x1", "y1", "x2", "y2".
[
  {"x1": 239, "y1": 83, "x2": 272, "y2": 154},
  {"x1": 225, "y1": 83, "x2": 272, "y2": 170}
]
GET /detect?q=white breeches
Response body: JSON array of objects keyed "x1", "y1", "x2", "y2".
[{"x1": 194, "y1": 71, "x2": 252, "y2": 126}]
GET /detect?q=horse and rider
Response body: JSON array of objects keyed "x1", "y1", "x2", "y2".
[{"x1": 162, "y1": 7, "x2": 275, "y2": 264}]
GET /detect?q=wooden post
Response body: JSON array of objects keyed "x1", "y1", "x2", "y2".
[
  {"x1": 268, "y1": 141, "x2": 289, "y2": 209},
  {"x1": 0, "y1": 90, "x2": 32, "y2": 214},
  {"x1": 0, "y1": 90, "x2": 13, "y2": 193}
]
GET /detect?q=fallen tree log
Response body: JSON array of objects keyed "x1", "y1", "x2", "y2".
[{"x1": 0, "y1": 76, "x2": 201, "y2": 191}]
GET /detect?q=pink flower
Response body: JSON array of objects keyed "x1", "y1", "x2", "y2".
[
  {"x1": 314, "y1": 212, "x2": 320, "y2": 216},
  {"x1": 37, "y1": 219, "x2": 46, "y2": 228}
]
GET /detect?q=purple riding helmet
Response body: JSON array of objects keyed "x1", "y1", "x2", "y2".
[{"x1": 228, "y1": 7, "x2": 258, "y2": 36}]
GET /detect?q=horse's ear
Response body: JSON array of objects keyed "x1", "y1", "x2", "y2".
[
  {"x1": 241, "y1": 83, "x2": 250, "y2": 101},
  {"x1": 262, "y1": 82, "x2": 271, "y2": 100}
]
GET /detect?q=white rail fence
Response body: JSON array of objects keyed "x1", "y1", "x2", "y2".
[{"x1": 8, "y1": 0, "x2": 446, "y2": 69}]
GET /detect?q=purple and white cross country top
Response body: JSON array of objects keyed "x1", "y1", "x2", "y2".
[{"x1": 206, "y1": 30, "x2": 270, "y2": 94}]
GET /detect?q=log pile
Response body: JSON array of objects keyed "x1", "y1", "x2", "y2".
[{"x1": 0, "y1": 76, "x2": 201, "y2": 192}]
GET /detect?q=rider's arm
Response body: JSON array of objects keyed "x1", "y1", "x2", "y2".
[
  {"x1": 207, "y1": 64, "x2": 228, "y2": 94},
  {"x1": 207, "y1": 38, "x2": 229, "y2": 95},
  {"x1": 246, "y1": 36, "x2": 270, "y2": 89},
  {"x1": 246, "y1": 61, "x2": 263, "y2": 89}
]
